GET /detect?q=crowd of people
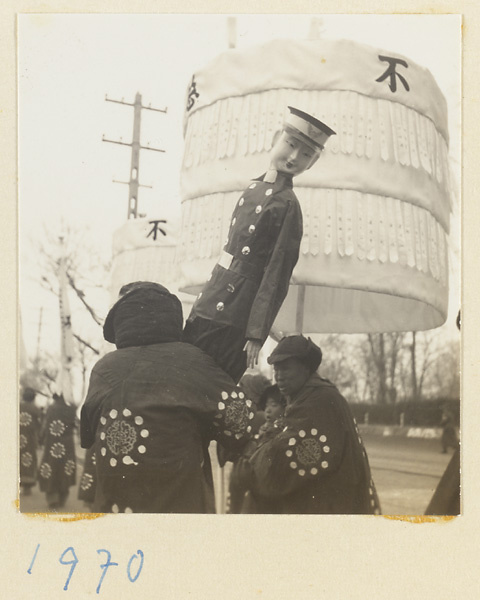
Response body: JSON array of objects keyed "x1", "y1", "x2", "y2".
[
  {"x1": 78, "y1": 281, "x2": 380, "y2": 514},
  {"x1": 19, "y1": 387, "x2": 77, "y2": 510}
]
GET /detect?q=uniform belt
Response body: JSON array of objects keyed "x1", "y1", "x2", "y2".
[{"x1": 217, "y1": 251, "x2": 264, "y2": 283}]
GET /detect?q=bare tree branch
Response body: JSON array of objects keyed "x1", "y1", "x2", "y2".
[
  {"x1": 73, "y1": 332, "x2": 100, "y2": 355},
  {"x1": 67, "y1": 271, "x2": 104, "y2": 326}
]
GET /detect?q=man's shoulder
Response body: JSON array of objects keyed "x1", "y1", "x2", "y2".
[
  {"x1": 93, "y1": 342, "x2": 198, "y2": 371},
  {"x1": 304, "y1": 375, "x2": 346, "y2": 402}
]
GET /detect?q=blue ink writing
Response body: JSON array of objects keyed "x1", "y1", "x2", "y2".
[
  {"x1": 96, "y1": 549, "x2": 119, "y2": 594},
  {"x1": 127, "y1": 550, "x2": 144, "y2": 583},
  {"x1": 28, "y1": 546, "x2": 144, "y2": 592},
  {"x1": 59, "y1": 547, "x2": 79, "y2": 592},
  {"x1": 27, "y1": 544, "x2": 40, "y2": 575}
]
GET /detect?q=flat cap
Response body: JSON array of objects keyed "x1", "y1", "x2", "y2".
[{"x1": 267, "y1": 335, "x2": 322, "y2": 373}]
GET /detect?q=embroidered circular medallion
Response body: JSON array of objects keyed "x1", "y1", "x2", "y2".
[
  {"x1": 105, "y1": 420, "x2": 137, "y2": 456},
  {"x1": 80, "y1": 473, "x2": 94, "y2": 490},
  {"x1": 64, "y1": 459, "x2": 76, "y2": 475},
  {"x1": 49, "y1": 419, "x2": 66, "y2": 437},
  {"x1": 50, "y1": 442, "x2": 66, "y2": 459},
  {"x1": 20, "y1": 434, "x2": 27, "y2": 449},
  {"x1": 19, "y1": 412, "x2": 32, "y2": 427},
  {"x1": 40, "y1": 463, "x2": 52, "y2": 479},
  {"x1": 215, "y1": 390, "x2": 251, "y2": 438},
  {"x1": 296, "y1": 438, "x2": 323, "y2": 466},
  {"x1": 21, "y1": 452, "x2": 33, "y2": 467}
]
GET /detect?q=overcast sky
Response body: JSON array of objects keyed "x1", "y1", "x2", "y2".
[{"x1": 18, "y1": 13, "x2": 461, "y2": 360}]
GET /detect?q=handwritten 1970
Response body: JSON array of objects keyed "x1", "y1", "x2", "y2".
[{"x1": 28, "y1": 544, "x2": 144, "y2": 594}]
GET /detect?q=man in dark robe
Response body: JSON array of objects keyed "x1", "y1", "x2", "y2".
[
  {"x1": 38, "y1": 392, "x2": 77, "y2": 510},
  {"x1": 19, "y1": 387, "x2": 42, "y2": 497},
  {"x1": 80, "y1": 281, "x2": 253, "y2": 514},
  {"x1": 239, "y1": 335, "x2": 381, "y2": 514}
]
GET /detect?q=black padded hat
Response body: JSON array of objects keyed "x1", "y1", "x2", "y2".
[{"x1": 103, "y1": 281, "x2": 183, "y2": 346}]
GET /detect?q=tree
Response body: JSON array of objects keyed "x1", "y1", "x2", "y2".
[
  {"x1": 22, "y1": 224, "x2": 111, "y2": 404},
  {"x1": 407, "y1": 331, "x2": 436, "y2": 401},
  {"x1": 365, "y1": 333, "x2": 406, "y2": 404},
  {"x1": 315, "y1": 334, "x2": 361, "y2": 399},
  {"x1": 422, "y1": 339, "x2": 460, "y2": 400}
]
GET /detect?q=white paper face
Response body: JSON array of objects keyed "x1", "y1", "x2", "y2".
[{"x1": 269, "y1": 131, "x2": 320, "y2": 176}]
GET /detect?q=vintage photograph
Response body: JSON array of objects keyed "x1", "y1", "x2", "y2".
[{"x1": 18, "y1": 14, "x2": 461, "y2": 516}]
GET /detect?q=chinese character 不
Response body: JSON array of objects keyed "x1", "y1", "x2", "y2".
[
  {"x1": 147, "y1": 220, "x2": 167, "y2": 241},
  {"x1": 376, "y1": 55, "x2": 410, "y2": 93}
]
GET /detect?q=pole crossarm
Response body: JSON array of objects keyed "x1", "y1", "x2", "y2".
[
  {"x1": 139, "y1": 144, "x2": 165, "y2": 153},
  {"x1": 143, "y1": 104, "x2": 168, "y2": 114},
  {"x1": 105, "y1": 95, "x2": 134, "y2": 107},
  {"x1": 104, "y1": 91, "x2": 167, "y2": 218},
  {"x1": 102, "y1": 136, "x2": 165, "y2": 153},
  {"x1": 105, "y1": 94, "x2": 167, "y2": 113},
  {"x1": 113, "y1": 179, "x2": 153, "y2": 189},
  {"x1": 102, "y1": 136, "x2": 132, "y2": 148}
]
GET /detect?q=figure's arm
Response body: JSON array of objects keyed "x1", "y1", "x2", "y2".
[{"x1": 245, "y1": 196, "x2": 303, "y2": 343}]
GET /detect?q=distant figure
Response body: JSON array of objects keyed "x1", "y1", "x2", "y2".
[
  {"x1": 80, "y1": 281, "x2": 253, "y2": 514},
  {"x1": 38, "y1": 393, "x2": 77, "y2": 510},
  {"x1": 183, "y1": 106, "x2": 336, "y2": 382},
  {"x1": 440, "y1": 409, "x2": 459, "y2": 454},
  {"x1": 19, "y1": 387, "x2": 42, "y2": 496}
]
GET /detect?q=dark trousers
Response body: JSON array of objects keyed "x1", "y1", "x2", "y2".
[{"x1": 183, "y1": 317, "x2": 247, "y2": 384}]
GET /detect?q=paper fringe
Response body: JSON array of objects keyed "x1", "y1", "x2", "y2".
[
  {"x1": 179, "y1": 189, "x2": 448, "y2": 285},
  {"x1": 182, "y1": 89, "x2": 450, "y2": 193}
]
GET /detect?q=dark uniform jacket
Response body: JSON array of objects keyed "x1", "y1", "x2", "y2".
[
  {"x1": 188, "y1": 172, "x2": 303, "y2": 343},
  {"x1": 80, "y1": 342, "x2": 254, "y2": 514},
  {"x1": 244, "y1": 373, "x2": 381, "y2": 514}
]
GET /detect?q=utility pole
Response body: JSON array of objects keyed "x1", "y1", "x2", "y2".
[
  {"x1": 227, "y1": 16, "x2": 237, "y2": 49},
  {"x1": 35, "y1": 307, "x2": 43, "y2": 367},
  {"x1": 102, "y1": 92, "x2": 167, "y2": 219}
]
